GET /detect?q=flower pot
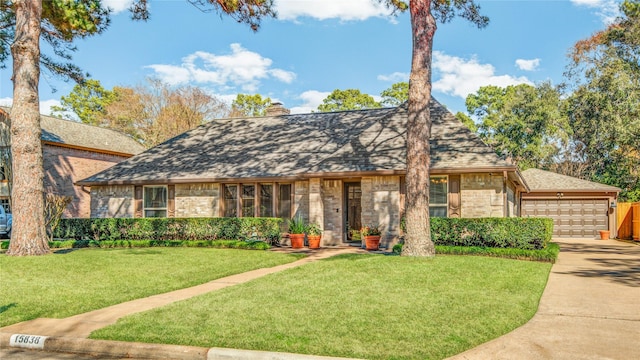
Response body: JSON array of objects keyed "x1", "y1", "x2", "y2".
[
  {"x1": 308, "y1": 235, "x2": 321, "y2": 249},
  {"x1": 290, "y1": 234, "x2": 305, "y2": 248},
  {"x1": 599, "y1": 230, "x2": 610, "y2": 240},
  {"x1": 364, "y1": 235, "x2": 381, "y2": 250}
]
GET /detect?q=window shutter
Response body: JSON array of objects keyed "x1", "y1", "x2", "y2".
[{"x1": 134, "y1": 186, "x2": 142, "y2": 218}]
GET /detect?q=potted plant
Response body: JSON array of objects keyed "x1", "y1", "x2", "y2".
[
  {"x1": 307, "y1": 223, "x2": 322, "y2": 249},
  {"x1": 361, "y1": 224, "x2": 382, "y2": 250},
  {"x1": 288, "y1": 216, "x2": 306, "y2": 249}
]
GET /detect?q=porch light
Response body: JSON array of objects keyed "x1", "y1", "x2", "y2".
[{"x1": 610, "y1": 200, "x2": 616, "y2": 208}]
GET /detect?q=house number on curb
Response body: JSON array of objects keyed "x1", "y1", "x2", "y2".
[{"x1": 10, "y1": 334, "x2": 48, "y2": 349}]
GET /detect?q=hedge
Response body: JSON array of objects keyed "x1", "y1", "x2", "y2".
[
  {"x1": 53, "y1": 217, "x2": 283, "y2": 244},
  {"x1": 402, "y1": 217, "x2": 553, "y2": 250},
  {"x1": 1, "y1": 239, "x2": 270, "y2": 250}
]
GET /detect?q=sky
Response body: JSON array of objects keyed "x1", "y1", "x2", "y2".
[{"x1": 0, "y1": 0, "x2": 624, "y2": 117}]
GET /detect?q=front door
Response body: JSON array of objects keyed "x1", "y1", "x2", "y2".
[{"x1": 344, "y1": 182, "x2": 362, "y2": 241}]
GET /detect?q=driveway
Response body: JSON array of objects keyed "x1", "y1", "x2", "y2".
[{"x1": 448, "y1": 238, "x2": 640, "y2": 360}]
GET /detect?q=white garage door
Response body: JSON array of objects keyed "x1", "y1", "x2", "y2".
[{"x1": 521, "y1": 199, "x2": 609, "y2": 238}]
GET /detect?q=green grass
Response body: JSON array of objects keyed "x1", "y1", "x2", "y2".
[
  {"x1": 0, "y1": 248, "x2": 302, "y2": 327},
  {"x1": 92, "y1": 254, "x2": 552, "y2": 360}
]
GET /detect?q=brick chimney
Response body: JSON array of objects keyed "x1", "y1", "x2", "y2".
[{"x1": 265, "y1": 102, "x2": 290, "y2": 116}]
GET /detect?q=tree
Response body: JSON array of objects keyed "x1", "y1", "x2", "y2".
[
  {"x1": 1, "y1": 0, "x2": 110, "y2": 84},
  {"x1": 317, "y1": 89, "x2": 381, "y2": 112},
  {"x1": 131, "y1": 79, "x2": 229, "y2": 147},
  {"x1": 51, "y1": 79, "x2": 116, "y2": 125},
  {"x1": 465, "y1": 83, "x2": 568, "y2": 170},
  {"x1": 454, "y1": 111, "x2": 477, "y2": 132},
  {"x1": 230, "y1": 93, "x2": 271, "y2": 117},
  {"x1": 6, "y1": 0, "x2": 275, "y2": 256},
  {"x1": 386, "y1": 0, "x2": 488, "y2": 257},
  {"x1": 565, "y1": 0, "x2": 640, "y2": 201},
  {"x1": 380, "y1": 81, "x2": 408, "y2": 107}
]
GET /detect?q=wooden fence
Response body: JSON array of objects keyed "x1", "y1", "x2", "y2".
[{"x1": 617, "y1": 202, "x2": 640, "y2": 240}]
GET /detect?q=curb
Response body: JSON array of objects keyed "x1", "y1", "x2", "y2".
[{"x1": 0, "y1": 332, "x2": 361, "y2": 360}]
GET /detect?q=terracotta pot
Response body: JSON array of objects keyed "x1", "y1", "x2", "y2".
[
  {"x1": 308, "y1": 235, "x2": 321, "y2": 249},
  {"x1": 364, "y1": 235, "x2": 381, "y2": 250},
  {"x1": 290, "y1": 234, "x2": 305, "y2": 248},
  {"x1": 599, "y1": 230, "x2": 610, "y2": 240}
]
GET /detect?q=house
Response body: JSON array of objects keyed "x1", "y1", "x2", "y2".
[
  {"x1": 520, "y1": 168, "x2": 619, "y2": 239},
  {"x1": 77, "y1": 100, "x2": 530, "y2": 247},
  {"x1": 0, "y1": 107, "x2": 145, "y2": 218}
]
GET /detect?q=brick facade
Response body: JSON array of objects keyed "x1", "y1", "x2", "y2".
[
  {"x1": 361, "y1": 176, "x2": 401, "y2": 247},
  {"x1": 43, "y1": 144, "x2": 132, "y2": 218},
  {"x1": 460, "y1": 173, "x2": 504, "y2": 217},
  {"x1": 90, "y1": 185, "x2": 134, "y2": 218},
  {"x1": 175, "y1": 183, "x2": 220, "y2": 217},
  {"x1": 87, "y1": 173, "x2": 517, "y2": 248},
  {"x1": 321, "y1": 179, "x2": 343, "y2": 245}
]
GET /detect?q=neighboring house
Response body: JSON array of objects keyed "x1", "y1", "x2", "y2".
[
  {"x1": 521, "y1": 168, "x2": 619, "y2": 239},
  {"x1": 78, "y1": 100, "x2": 530, "y2": 247},
  {"x1": 0, "y1": 107, "x2": 145, "y2": 218}
]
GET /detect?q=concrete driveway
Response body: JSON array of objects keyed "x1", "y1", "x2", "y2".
[{"x1": 448, "y1": 238, "x2": 640, "y2": 360}]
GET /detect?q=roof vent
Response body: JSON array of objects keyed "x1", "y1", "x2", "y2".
[{"x1": 265, "y1": 102, "x2": 290, "y2": 116}]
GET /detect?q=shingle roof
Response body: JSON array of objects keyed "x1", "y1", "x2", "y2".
[
  {"x1": 1, "y1": 107, "x2": 145, "y2": 156},
  {"x1": 78, "y1": 99, "x2": 515, "y2": 185},
  {"x1": 522, "y1": 168, "x2": 620, "y2": 192}
]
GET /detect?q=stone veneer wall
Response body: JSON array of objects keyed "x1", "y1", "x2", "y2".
[
  {"x1": 321, "y1": 179, "x2": 343, "y2": 245},
  {"x1": 175, "y1": 183, "x2": 220, "y2": 217},
  {"x1": 293, "y1": 180, "x2": 310, "y2": 222},
  {"x1": 90, "y1": 185, "x2": 134, "y2": 218},
  {"x1": 460, "y1": 173, "x2": 504, "y2": 217},
  {"x1": 361, "y1": 176, "x2": 401, "y2": 247}
]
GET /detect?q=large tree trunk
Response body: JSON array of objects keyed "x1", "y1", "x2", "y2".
[
  {"x1": 7, "y1": 0, "x2": 49, "y2": 256},
  {"x1": 402, "y1": 0, "x2": 436, "y2": 257}
]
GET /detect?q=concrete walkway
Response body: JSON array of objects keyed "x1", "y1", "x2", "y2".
[{"x1": 448, "y1": 238, "x2": 640, "y2": 360}]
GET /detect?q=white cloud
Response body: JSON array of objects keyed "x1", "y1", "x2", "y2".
[
  {"x1": 515, "y1": 58, "x2": 541, "y2": 71},
  {"x1": 40, "y1": 99, "x2": 63, "y2": 116},
  {"x1": 377, "y1": 72, "x2": 409, "y2": 82},
  {"x1": 103, "y1": 0, "x2": 133, "y2": 14},
  {"x1": 290, "y1": 90, "x2": 330, "y2": 114},
  {"x1": 276, "y1": 0, "x2": 395, "y2": 21},
  {"x1": 146, "y1": 44, "x2": 296, "y2": 93},
  {"x1": 0, "y1": 98, "x2": 64, "y2": 117},
  {"x1": 432, "y1": 51, "x2": 532, "y2": 99},
  {"x1": 571, "y1": 0, "x2": 621, "y2": 24}
]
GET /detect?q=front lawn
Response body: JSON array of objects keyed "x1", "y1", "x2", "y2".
[
  {"x1": 92, "y1": 253, "x2": 552, "y2": 360},
  {"x1": 0, "y1": 248, "x2": 302, "y2": 327}
]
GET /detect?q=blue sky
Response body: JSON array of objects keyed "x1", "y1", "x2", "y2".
[{"x1": 0, "y1": 0, "x2": 623, "y2": 116}]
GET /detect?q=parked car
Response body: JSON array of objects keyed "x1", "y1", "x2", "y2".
[{"x1": 0, "y1": 205, "x2": 11, "y2": 238}]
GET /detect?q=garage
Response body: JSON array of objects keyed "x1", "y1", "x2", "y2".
[
  {"x1": 521, "y1": 198, "x2": 609, "y2": 238},
  {"x1": 520, "y1": 169, "x2": 620, "y2": 239}
]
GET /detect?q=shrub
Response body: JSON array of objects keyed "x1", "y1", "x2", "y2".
[
  {"x1": 400, "y1": 217, "x2": 553, "y2": 250},
  {"x1": 54, "y1": 217, "x2": 283, "y2": 245}
]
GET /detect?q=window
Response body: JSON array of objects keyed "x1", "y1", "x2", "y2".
[
  {"x1": 242, "y1": 184, "x2": 255, "y2": 217},
  {"x1": 223, "y1": 184, "x2": 238, "y2": 217},
  {"x1": 0, "y1": 199, "x2": 10, "y2": 213},
  {"x1": 143, "y1": 186, "x2": 167, "y2": 218},
  {"x1": 260, "y1": 184, "x2": 274, "y2": 217},
  {"x1": 223, "y1": 182, "x2": 292, "y2": 218},
  {"x1": 429, "y1": 176, "x2": 448, "y2": 217}
]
